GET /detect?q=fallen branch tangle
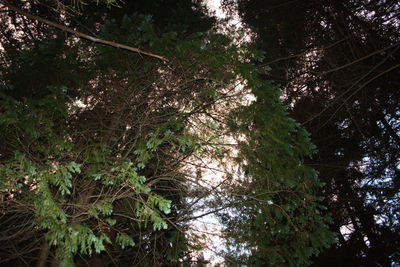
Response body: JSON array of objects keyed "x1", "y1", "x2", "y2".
[{"x1": 0, "y1": 1, "x2": 169, "y2": 62}]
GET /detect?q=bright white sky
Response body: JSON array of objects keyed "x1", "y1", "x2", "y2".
[
  {"x1": 207, "y1": 0, "x2": 226, "y2": 18},
  {"x1": 188, "y1": 1, "x2": 243, "y2": 265}
]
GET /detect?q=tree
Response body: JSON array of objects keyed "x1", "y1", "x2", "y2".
[
  {"x1": 225, "y1": 0, "x2": 400, "y2": 265},
  {"x1": 0, "y1": 0, "x2": 333, "y2": 266},
  {"x1": 213, "y1": 56, "x2": 333, "y2": 266},
  {"x1": 0, "y1": 1, "x2": 220, "y2": 265}
]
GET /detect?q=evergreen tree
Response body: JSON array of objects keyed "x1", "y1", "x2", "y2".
[
  {"x1": 0, "y1": 0, "x2": 333, "y2": 266},
  {"x1": 225, "y1": 0, "x2": 400, "y2": 265},
  {"x1": 216, "y1": 63, "x2": 334, "y2": 266}
]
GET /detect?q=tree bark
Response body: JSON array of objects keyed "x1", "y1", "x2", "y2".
[{"x1": 36, "y1": 240, "x2": 50, "y2": 267}]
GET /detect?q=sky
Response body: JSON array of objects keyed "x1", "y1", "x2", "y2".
[{"x1": 188, "y1": 1, "x2": 242, "y2": 265}]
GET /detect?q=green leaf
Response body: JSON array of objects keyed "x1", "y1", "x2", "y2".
[
  {"x1": 116, "y1": 233, "x2": 135, "y2": 249},
  {"x1": 105, "y1": 218, "x2": 117, "y2": 226}
]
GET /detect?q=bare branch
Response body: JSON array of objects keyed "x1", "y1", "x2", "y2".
[{"x1": 0, "y1": 1, "x2": 169, "y2": 62}]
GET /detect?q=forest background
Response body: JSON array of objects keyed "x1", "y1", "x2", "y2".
[{"x1": 0, "y1": 0, "x2": 398, "y2": 266}]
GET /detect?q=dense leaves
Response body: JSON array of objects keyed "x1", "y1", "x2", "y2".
[
  {"x1": 0, "y1": 0, "x2": 333, "y2": 266},
  {"x1": 217, "y1": 60, "x2": 333, "y2": 266},
  {"x1": 225, "y1": 0, "x2": 400, "y2": 265}
]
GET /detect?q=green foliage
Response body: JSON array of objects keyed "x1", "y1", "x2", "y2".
[
  {"x1": 116, "y1": 233, "x2": 135, "y2": 249},
  {"x1": 148, "y1": 194, "x2": 172, "y2": 215},
  {"x1": 51, "y1": 223, "x2": 112, "y2": 267},
  {"x1": 0, "y1": 152, "x2": 36, "y2": 192},
  {"x1": 230, "y1": 0, "x2": 400, "y2": 265},
  {"x1": 134, "y1": 194, "x2": 171, "y2": 231},
  {"x1": 0, "y1": 4, "x2": 334, "y2": 266},
  {"x1": 47, "y1": 162, "x2": 81, "y2": 195},
  {"x1": 88, "y1": 198, "x2": 113, "y2": 218},
  {"x1": 218, "y1": 60, "x2": 334, "y2": 266},
  {"x1": 1, "y1": 150, "x2": 172, "y2": 265}
]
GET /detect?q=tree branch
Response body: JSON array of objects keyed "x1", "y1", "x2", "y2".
[{"x1": 0, "y1": 1, "x2": 169, "y2": 62}]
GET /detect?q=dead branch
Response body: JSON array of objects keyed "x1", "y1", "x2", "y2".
[{"x1": 0, "y1": 1, "x2": 169, "y2": 62}]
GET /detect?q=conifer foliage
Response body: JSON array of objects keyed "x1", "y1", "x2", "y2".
[
  {"x1": 224, "y1": 0, "x2": 400, "y2": 265},
  {"x1": 0, "y1": 0, "x2": 332, "y2": 266}
]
